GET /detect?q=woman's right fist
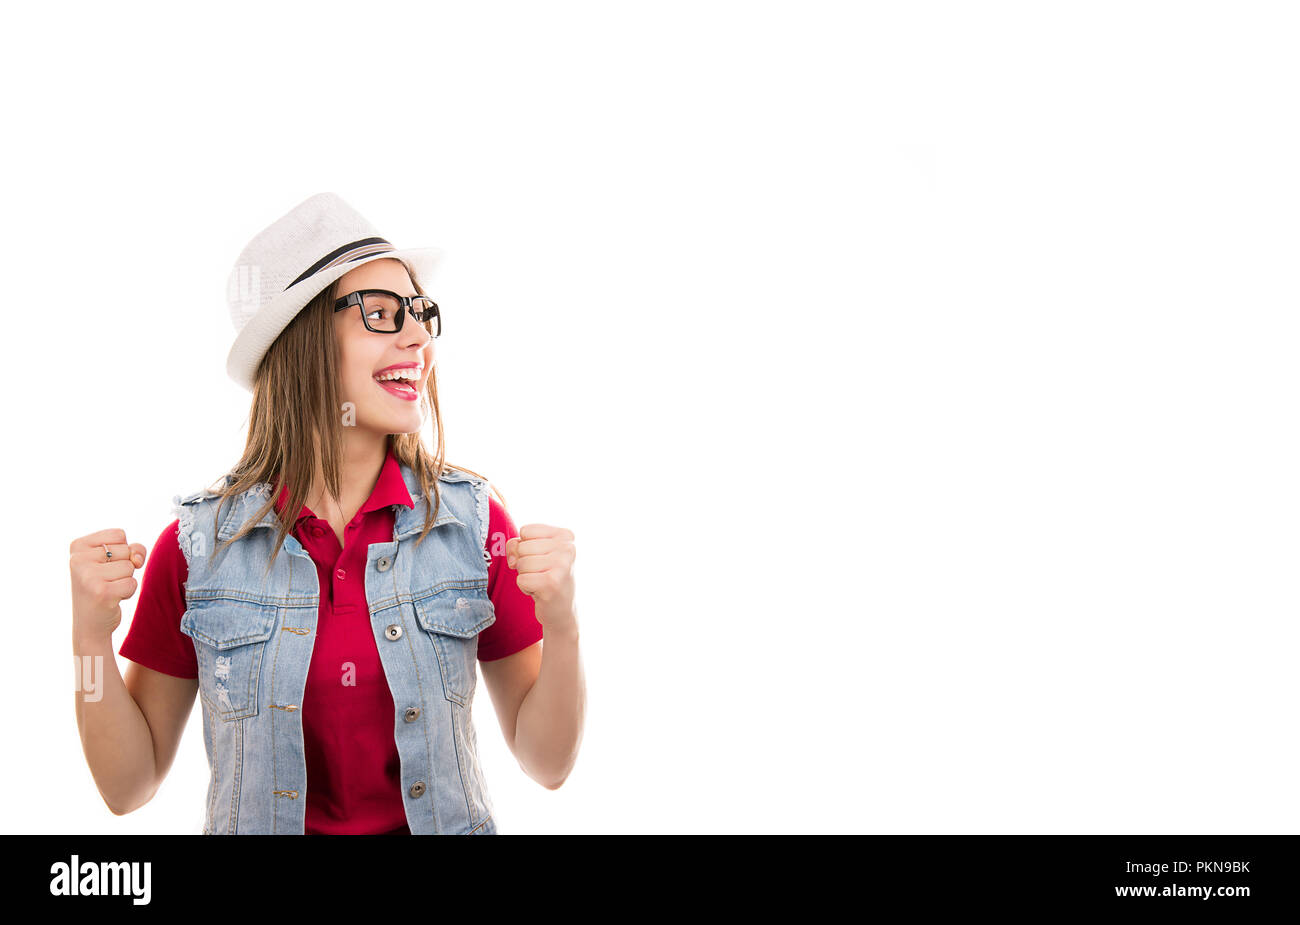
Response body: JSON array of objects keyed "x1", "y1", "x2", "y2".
[{"x1": 70, "y1": 529, "x2": 148, "y2": 643}]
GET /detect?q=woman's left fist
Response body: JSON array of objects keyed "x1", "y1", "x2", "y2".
[{"x1": 505, "y1": 524, "x2": 577, "y2": 631}]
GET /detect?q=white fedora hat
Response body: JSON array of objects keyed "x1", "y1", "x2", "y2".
[{"x1": 225, "y1": 192, "x2": 443, "y2": 391}]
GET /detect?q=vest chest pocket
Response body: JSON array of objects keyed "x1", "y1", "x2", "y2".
[
  {"x1": 180, "y1": 598, "x2": 277, "y2": 722},
  {"x1": 413, "y1": 589, "x2": 496, "y2": 706}
]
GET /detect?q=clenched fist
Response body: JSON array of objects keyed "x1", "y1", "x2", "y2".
[
  {"x1": 69, "y1": 529, "x2": 147, "y2": 644},
  {"x1": 504, "y1": 524, "x2": 577, "y2": 634}
]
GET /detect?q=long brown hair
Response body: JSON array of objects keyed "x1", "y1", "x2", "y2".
[{"x1": 203, "y1": 262, "x2": 501, "y2": 577}]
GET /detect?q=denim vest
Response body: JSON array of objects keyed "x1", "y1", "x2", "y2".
[{"x1": 171, "y1": 462, "x2": 500, "y2": 835}]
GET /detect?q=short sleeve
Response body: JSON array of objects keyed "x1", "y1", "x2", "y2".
[
  {"x1": 118, "y1": 519, "x2": 199, "y2": 680},
  {"x1": 477, "y1": 495, "x2": 545, "y2": 661}
]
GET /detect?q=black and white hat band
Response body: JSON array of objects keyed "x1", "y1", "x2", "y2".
[{"x1": 285, "y1": 236, "x2": 398, "y2": 291}]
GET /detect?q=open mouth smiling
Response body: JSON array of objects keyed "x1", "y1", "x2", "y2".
[{"x1": 373, "y1": 363, "x2": 423, "y2": 400}]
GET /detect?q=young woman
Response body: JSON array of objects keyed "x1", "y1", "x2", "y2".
[{"x1": 70, "y1": 193, "x2": 585, "y2": 834}]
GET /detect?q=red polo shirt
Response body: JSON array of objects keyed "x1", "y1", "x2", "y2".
[{"x1": 119, "y1": 449, "x2": 544, "y2": 835}]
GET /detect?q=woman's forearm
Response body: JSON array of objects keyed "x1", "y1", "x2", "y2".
[
  {"x1": 513, "y1": 622, "x2": 586, "y2": 789},
  {"x1": 73, "y1": 632, "x2": 159, "y2": 814}
]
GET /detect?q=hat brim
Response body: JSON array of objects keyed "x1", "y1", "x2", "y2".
[{"x1": 226, "y1": 246, "x2": 443, "y2": 392}]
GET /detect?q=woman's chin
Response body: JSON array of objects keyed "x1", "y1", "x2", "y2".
[
  {"x1": 391, "y1": 404, "x2": 427, "y2": 432},
  {"x1": 349, "y1": 399, "x2": 424, "y2": 436},
  {"x1": 389, "y1": 418, "x2": 424, "y2": 436}
]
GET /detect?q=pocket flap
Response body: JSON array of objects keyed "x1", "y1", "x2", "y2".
[
  {"x1": 414, "y1": 590, "x2": 496, "y2": 638},
  {"x1": 180, "y1": 598, "x2": 277, "y2": 648}
]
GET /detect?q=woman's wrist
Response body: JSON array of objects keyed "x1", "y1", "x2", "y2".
[{"x1": 72, "y1": 630, "x2": 114, "y2": 656}]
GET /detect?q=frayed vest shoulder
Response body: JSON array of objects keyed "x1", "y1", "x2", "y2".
[{"x1": 171, "y1": 462, "x2": 499, "y2": 835}]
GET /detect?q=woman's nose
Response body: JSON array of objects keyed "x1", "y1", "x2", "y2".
[{"x1": 401, "y1": 314, "x2": 432, "y2": 348}]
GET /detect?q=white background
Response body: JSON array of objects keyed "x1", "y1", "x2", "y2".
[{"x1": 2, "y1": 0, "x2": 1297, "y2": 834}]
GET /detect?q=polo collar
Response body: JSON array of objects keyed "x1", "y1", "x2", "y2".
[
  {"x1": 215, "y1": 450, "x2": 471, "y2": 542},
  {"x1": 268, "y1": 446, "x2": 413, "y2": 528}
]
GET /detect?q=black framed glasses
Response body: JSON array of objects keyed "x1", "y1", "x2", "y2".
[{"x1": 334, "y1": 289, "x2": 441, "y2": 336}]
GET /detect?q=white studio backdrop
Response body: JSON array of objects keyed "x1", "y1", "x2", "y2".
[{"x1": 2, "y1": 0, "x2": 1298, "y2": 833}]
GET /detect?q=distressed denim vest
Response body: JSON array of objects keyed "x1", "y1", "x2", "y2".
[{"x1": 171, "y1": 462, "x2": 500, "y2": 835}]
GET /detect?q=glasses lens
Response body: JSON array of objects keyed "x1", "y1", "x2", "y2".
[
  {"x1": 360, "y1": 292, "x2": 402, "y2": 332},
  {"x1": 412, "y1": 297, "x2": 440, "y2": 337}
]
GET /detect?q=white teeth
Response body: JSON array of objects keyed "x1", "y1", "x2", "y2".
[{"x1": 374, "y1": 368, "x2": 421, "y2": 382}]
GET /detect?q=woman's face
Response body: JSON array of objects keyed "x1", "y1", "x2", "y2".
[{"x1": 332, "y1": 258, "x2": 434, "y2": 439}]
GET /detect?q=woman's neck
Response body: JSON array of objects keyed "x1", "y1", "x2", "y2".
[{"x1": 304, "y1": 433, "x2": 390, "y2": 521}]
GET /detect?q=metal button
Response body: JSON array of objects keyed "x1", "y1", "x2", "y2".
[
  {"x1": 385, "y1": 624, "x2": 403, "y2": 641},
  {"x1": 404, "y1": 707, "x2": 420, "y2": 722},
  {"x1": 376, "y1": 556, "x2": 392, "y2": 572},
  {"x1": 409, "y1": 781, "x2": 426, "y2": 798},
  {"x1": 335, "y1": 568, "x2": 346, "y2": 581},
  {"x1": 456, "y1": 597, "x2": 467, "y2": 608}
]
